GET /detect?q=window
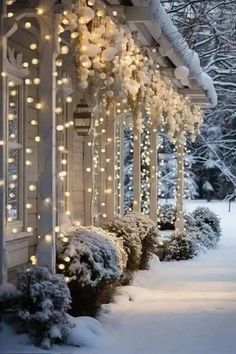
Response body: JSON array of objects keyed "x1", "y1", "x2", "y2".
[{"x1": 6, "y1": 76, "x2": 25, "y2": 235}]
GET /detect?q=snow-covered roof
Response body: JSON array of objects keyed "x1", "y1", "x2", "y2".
[
  {"x1": 151, "y1": 0, "x2": 217, "y2": 107},
  {"x1": 108, "y1": 0, "x2": 217, "y2": 108}
]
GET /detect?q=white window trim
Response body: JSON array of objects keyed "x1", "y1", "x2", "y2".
[{"x1": 6, "y1": 74, "x2": 26, "y2": 238}]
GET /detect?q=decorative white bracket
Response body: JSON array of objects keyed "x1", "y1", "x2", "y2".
[{"x1": 111, "y1": 5, "x2": 153, "y2": 23}]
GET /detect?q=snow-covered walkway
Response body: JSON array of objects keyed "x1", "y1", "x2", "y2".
[
  {"x1": 82, "y1": 201, "x2": 236, "y2": 354},
  {"x1": 1, "y1": 201, "x2": 236, "y2": 354}
]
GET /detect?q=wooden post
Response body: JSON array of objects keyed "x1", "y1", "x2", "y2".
[
  {"x1": 0, "y1": 2, "x2": 7, "y2": 284},
  {"x1": 150, "y1": 127, "x2": 157, "y2": 223},
  {"x1": 133, "y1": 127, "x2": 141, "y2": 212},
  {"x1": 175, "y1": 141, "x2": 185, "y2": 233},
  {"x1": 105, "y1": 105, "x2": 116, "y2": 221},
  {"x1": 36, "y1": 5, "x2": 58, "y2": 271}
]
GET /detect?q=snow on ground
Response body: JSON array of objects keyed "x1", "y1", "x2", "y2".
[{"x1": 1, "y1": 200, "x2": 236, "y2": 354}]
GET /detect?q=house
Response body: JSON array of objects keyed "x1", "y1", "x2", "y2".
[{"x1": 0, "y1": 0, "x2": 216, "y2": 284}]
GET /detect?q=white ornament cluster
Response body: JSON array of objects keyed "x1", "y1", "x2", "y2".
[{"x1": 70, "y1": 3, "x2": 203, "y2": 139}]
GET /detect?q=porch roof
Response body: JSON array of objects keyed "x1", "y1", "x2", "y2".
[{"x1": 106, "y1": 0, "x2": 217, "y2": 108}]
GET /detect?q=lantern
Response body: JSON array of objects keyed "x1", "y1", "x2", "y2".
[{"x1": 73, "y1": 101, "x2": 92, "y2": 136}]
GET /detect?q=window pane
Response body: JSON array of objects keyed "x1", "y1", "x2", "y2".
[
  {"x1": 7, "y1": 146, "x2": 20, "y2": 221},
  {"x1": 8, "y1": 83, "x2": 20, "y2": 143}
]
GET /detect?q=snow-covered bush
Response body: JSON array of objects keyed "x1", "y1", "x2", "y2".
[
  {"x1": 16, "y1": 266, "x2": 71, "y2": 349},
  {"x1": 57, "y1": 226, "x2": 127, "y2": 316},
  {"x1": 121, "y1": 212, "x2": 159, "y2": 270},
  {"x1": 165, "y1": 232, "x2": 199, "y2": 261},
  {"x1": 184, "y1": 212, "x2": 197, "y2": 229},
  {"x1": 104, "y1": 219, "x2": 142, "y2": 284},
  {"x1": 158, "y1": 204, "x2": 176, "y2": 230},
  {"x1": 198, "y1": 223, "x2": 219, "y2": 249},
  {"x1": 191, "y1": 207, "x2": 221, "y2": 240},
  {"x1": 0, "y1": 283, "x2": 20, "y2": 326}
]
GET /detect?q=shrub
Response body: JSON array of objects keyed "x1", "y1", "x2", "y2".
[
  {"x1": 57, "y1": 226, "x2": 127, "y2": 316},
  {"x1": 0, "y1": 283, "x2": 20, "y2": 327},
  {"x1": 104, "y1": 219, "x2": 142, "y2": 284},
  {"x1": 198, "y1": 223, "x2": 219, "y2": 249},
  {"x1": 158, "y1": 204, "x2": 176, "y2": 230},
  {"x1": 121, "y1": 212, "x2": 159, "y2": 270},
  {"x1": 191, "y1": 207, "x2": 221, "y2": 240},
  {"x1": 184, "y1": 212, "x2": 197, "y2": 230},
  {"x1": 165, "y1": 231, "x2": 199, "y2": 261},
  {"x1": 16, "y1": 266, "x2": 71, "y2": 349}
]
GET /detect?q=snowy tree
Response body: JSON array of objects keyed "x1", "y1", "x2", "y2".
[
  {"x1": 124, "y1": 127, "x2": 133, "y2": 213},
  {"x1": 162, "y1": 0, "x2": 236, "y2": 199}
]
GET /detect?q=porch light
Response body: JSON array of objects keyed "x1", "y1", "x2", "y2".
[{"x1": 73, "y1": 101, "x2": 92, "y2": 136}]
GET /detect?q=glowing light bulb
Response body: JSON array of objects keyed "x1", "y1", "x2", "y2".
[
  {"x1": 35, "y1": 102, "x2": 42, "y2": 110},
  {"x1": 45, "y1": 234, "x2": 52, "y2": 242},
  {"x1": 58, "y1": 264, "x2": 65, "y2": 270},
  {"x1": 27, "y1": 97, "x2": 34, "y2": 103},
  {"x1": 56, "y1": 124, "x2": 64, "y2": 131},
  {"x1": 30, "y1": 43, "x2": 37, "y2": 50},
  {"x1": 24, "y1": 22, "x2": 32, "y2": 29},
  {"x1": 33, "y1": 78, "x2": 40, "y2": 85},
  {"x1": 60, "y1": 45, "x2": 69, "y2": 55},
  {"x1": 36, "y1": 7, "x2": 44, "y2": 15},
  {"x1": 32, "y1": 58, "x2": 39, "y2": 65}
]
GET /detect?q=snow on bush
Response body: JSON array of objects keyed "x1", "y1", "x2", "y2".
[
  {"x1": 121, "y1": 212, "x2": 159, "y2": 270},
  {"x1": 16, "y1": 266, "x2": 71, "y2": 349},
  {"x1": 165, "y1": 207, "x2": 222, "y2": 261},
  {"x1": 165, "y1": 231, "x2": 199, "y2": 261},
  {"x1": 57, "y1": 226, "x2": 127, "y2": 316},
  {"x1": 65, "y1": 315, "x2": 102, "y2": 348},
  {"x1": 191, "y1": 207, "x2": 221, "y2": 240},
  {"x1": 158, "y1": 204, "x2": 176, "y2": 230},
  {"x1": 0, "y1": 283, "x2": 20, "y2": 326},
  {"x1": 104, "y1": 219, "x2": 142, "y2": 284},
  {"x1": 57, "y1": 226, "x2": 127, "y2": 287},
  {"x1": 198, "y1": 223, "x2": 219, "y2": 249}
]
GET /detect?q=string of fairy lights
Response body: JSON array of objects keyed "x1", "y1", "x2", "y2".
[
  {"x1": 3, "y1": 2, "x2": 77, "y2": 250},
  {"x1": 1, "y1": 0, "x2": 203, "y2": 271}
]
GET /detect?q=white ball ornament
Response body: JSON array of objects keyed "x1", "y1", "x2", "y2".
[
  {"x1": 88, "y1": 70, "x2": 95, "y2": 76},
  {"x1": 101, "y1": 47, "x2": 117, "y2": 62},
  {"x1": 106, "y1": 90, "x2": 114, "y2": 97},
  {"x1": 175, "y1": 66, "x2": 189, "y2": 80},
  {"x1": 80, "y1": 68, "x2": 89, "y2": 80},
  {"x1": 99, "y1": 72, "x2": 106, "y2": 80},
  {"x1": 80, "y1": 55, "x2": 92, "y2": 68},
  {"x1": 79, "y1": 80, "x2": 88, "y2": 89},
  {"x1": 86, "y1": 44, "x2": 101, "y2": 57},
  {"x1": 107, "y1": 77, "x2": 114, "y2": 85},
  {"x1": 78, "y1": 7, "x2": 95, "y2": 24}
]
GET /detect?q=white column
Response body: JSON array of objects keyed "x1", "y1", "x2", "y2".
[
  {"x1": 84, "y1": 134, "x2": 94, "y2": 225},
  {"x1": 175, "y1": 141, "x2": 185, "y2": 233},
  {"x1": 36, "y1": 9, "x2": 58, "y2": 271},
  {"x1": 133, "y1": 127, "x2": 141, "y2": 212},
  {"x1": 119, "y1": 117, "x2": 124, "y2": 216},
  {"x1": 150, "y1": 127, "x2": 157, "y2": 223},
  {"x1": 105, "y1": 105, "x2": 116, "y2": 221},
  {"x1": 0, "y1": 2, "x2": 7, "y2": 284},
  {"x1": 99, "y1": 116, "x2": 107, "y2": 222}
]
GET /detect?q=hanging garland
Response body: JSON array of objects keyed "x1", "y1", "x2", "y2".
[{"x1": 60, "y1": 1, "x2": 203, "y2": 140}]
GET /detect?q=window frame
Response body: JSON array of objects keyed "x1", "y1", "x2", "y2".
[{"x1": 6, "y1": 74, "x2": 26, "y2": 238}]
